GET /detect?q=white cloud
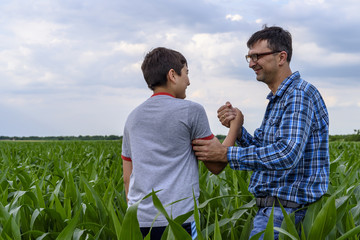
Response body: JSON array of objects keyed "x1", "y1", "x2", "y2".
[
  {"x1": 112, "y1": 41, "x2": 147, "y2": 56},
  {"x1": 185, "y1": 32, "x2": 245, "y2": 73},
  {"x1": 304, "y1": 0, "x2": 325, "y2": 5},
  {"x1": 8, "y1": 20, "x2": 69, "y2": 46},
  {"x1": 295, "y1": 41, "x2": 360, "y2": 66},
  {"x1": 319, "y1": 84, "x2": 360, "y2": 108},
  {"x1": 122, "y1": 62, "x2": 142, "y2": 74},
  {"x1": 226, "y1": 14, "x2": 243, "y2": 22}
]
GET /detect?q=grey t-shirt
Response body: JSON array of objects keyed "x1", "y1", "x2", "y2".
[{"x1": 122, "y1": 93, "x2": 213, "y2": 227}]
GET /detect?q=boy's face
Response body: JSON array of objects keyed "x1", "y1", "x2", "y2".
[{"x1": 174, "y1": 64, "x2": 190, "y2": 99}]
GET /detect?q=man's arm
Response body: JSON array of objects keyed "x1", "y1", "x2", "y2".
[
  {"x1": 122, "y1": 159, "x2": 132, "y2": 203},
  {"x1": 227, "y1": 90, "x2": 316, "y2": 171},
  {"x1": 194, "y1": 107, "x2": 244, "y2": 173}
]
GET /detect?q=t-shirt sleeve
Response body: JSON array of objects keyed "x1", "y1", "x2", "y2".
[
  {"x1": 121, "y1": 125, "x2": 132, "y2": 162},
  {"x1": 188, "y1": 102, "x2": 213, "y2": 140}
]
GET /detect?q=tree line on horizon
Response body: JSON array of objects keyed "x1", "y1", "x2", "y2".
[{"x1": 1, "y1": 130, "x2": 360, "y2": 141}]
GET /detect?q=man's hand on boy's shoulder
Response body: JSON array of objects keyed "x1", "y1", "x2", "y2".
[{"x1": 192, "y1": 137, "x2": 228, "y2": 163}]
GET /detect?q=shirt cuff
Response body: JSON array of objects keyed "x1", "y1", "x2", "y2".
[
  {"x1": 227, "y1": 146, "x2": 241, "y2": 170},
  {"x1": 236, "y1": 127, "x2": 249, "y2": 147}
]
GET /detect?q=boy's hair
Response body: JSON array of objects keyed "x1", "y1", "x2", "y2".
[
  {"x1": 141, "y1": 47, "x2": 187, "y2": 90},
  {"x1": 247, "y1": 25, "x2": 293, "y2": 62}
]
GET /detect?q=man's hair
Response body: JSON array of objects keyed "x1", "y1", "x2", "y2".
[
  {"x1": 141, "y1": 47, "x2": 187, "y2": 90},
  {"x1": 247, "y1": 25, "x2": 293, "y2": 62}
]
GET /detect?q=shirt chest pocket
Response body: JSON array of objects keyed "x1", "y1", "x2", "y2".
[
  {"x1": 269, "y1": 116, "x2": 281, "y2": 126},
  {"x1": 266, "y1": 116, "x2": 282, "y2": 140}
]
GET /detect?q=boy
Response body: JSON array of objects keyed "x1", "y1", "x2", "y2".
[{"x1": 121, "y1": 47, "x2": 241, "y2": 239}]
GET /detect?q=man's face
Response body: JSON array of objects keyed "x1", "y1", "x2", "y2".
[{"x1": 247, "y1": 40, "x2": 279, "y2": 85}]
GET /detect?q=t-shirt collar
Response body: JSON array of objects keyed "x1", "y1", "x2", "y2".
[{"x1": 151, "y1": 92, "x2": 175, "y2": 98}]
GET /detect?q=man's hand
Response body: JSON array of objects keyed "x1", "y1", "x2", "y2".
[
  {"x1": 217, "y1": 101, "x2": 237, "y2": 128},
  {"x1": 192, "y1": 137, "x2": 228, "y2": 163}
]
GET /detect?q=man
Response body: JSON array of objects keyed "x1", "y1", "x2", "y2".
[{"x1": 192, "y1": 26, "x2": 329, "y2": 239}]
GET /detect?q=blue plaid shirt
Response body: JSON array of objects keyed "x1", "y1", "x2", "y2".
[{"x1": 228, "y1": 72, "x2": 329, "y2": 204}]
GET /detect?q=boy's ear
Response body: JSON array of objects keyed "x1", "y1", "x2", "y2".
[{"x1": 167, "y1": 69, "x2": 177, "y2": 84}]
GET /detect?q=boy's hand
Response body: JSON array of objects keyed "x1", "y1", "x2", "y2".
[
  {"x1": 230, "y1": 108, "x2": 244, "y2": 128},
  {"x1": 217, "y1": 101, "x2": 237, "y2": 128}
]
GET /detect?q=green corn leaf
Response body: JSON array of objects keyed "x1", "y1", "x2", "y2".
[
  {"x1": 300, "y1": 224, "x2": 306, "y2": 240},
  {"x1": 213, "y1": 209, "x2": 222, "y2": 240},
  {"x1": 119, "y1": 193, "x2": 151, "y2": 240},
  {"x1": 107, "y1": 199, "x2": 122, "y2": 239},
  {"x1": 35, "y1": 184, "x2": 46, "y2": 209},
  {"x1": 30, "y1": 209, "x2": 41, "y2": 230},
  {"x1": 64, "y1": 170, "x2": 78, "y2": 204},
  {"x1": 81, "y1": 176, "x2": 107, "y2": 224},
  {"x1": 150, "y1": 190, "x2": 191, "y2": 240},
  {"x1": 263, "y1": 206, "x2": 274, "y2": 240},
  {"x1": 201, "y1": 200, "x2": 255, "y2": 237},
  {"x1": 302, "y1": 199, "x2": 322, "y2": 236},
  {"x1": 277, "y1": 200, "x2": 300, "y2": 240},
  {"x1": 308, "y1": 195, "x2": 336, "y2": 239},
  {"x1": 15, "y1": 167, "x2": 32, "y2": 190},
  {"x1": 93, "y1": 225, "x2": 106, "y2": 240},
  {"x1": 43, "y1": 208, "x2": 66, "y2": 229},
  {"x1": 250, "y1": 231, "x2": 265, "y2": 240},
  {"x1": 54, "y1": 195, "x2": 66, "y2": 220},
  {"x1": 73, "y1": 228, "x2": 86, "y2": 240},
  {"x1": 1, "y1": 214, "x2": 21, "y2": 240},
  {"x1": 274, "y1": 227, "x2": 298, "y2": 240},
  {"x1": 230, "y1": 224, "x2": 236, "y2": 240},
  {"x1": 337, "y1": 225, "x2": 360, "y2": 240},
  {"x1": 193, "y1": 190, "x2": 204, "y2": 240},
  {"x1": 240, "y1": 210, "x2": 253, "y2": 240},
  {"x1": 56, "y1": 209, "x2": 81, "y2": 239}
]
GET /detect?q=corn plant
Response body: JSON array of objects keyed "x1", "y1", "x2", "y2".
[{"x1": 0, "y1": 140, "x2": 359, "y2": 239}]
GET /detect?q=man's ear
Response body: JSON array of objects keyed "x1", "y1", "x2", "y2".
[
  {"x1": 167, "y1": 69, "x2": 177, "y2": 84},
  {"x1": 278, "y1": 51, "x2": 288, "y2": 66}
]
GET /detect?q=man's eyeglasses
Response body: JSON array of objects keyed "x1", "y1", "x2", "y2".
[{"x1": 245, "y1": 51, "x2": 281, "y2": 63}]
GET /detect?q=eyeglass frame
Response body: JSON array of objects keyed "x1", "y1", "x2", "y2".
[{"x1": 245, "y1": 50, "x2": 282, "y2": 63}]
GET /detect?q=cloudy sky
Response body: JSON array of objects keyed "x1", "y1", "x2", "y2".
[{"x1": 1, "y1": 0, "x2": 360, "y2": 137}]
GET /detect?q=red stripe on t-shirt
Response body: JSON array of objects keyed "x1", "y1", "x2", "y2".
[
  {"x1": 151, "y1": 92, "x2": 175, "y2": 98},
  {"x1": 196, "y1": 134, "x2": 214, "y2": 140},
  {"x1": 121, "y1": 155, "x2": 132, "y2": 162}
]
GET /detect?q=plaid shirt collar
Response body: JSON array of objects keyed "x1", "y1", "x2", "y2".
[{"x1": 267, "y1": 71, "x2": 301, "y2": 100}]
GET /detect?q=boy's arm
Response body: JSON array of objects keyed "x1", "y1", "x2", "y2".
[
  {"x1": 122, "y1": 159, "x2": 132, "y2": 203},
  {"x1": 222, "y1": 107, "x2": 243, "y2": 147},
  {"x1": 203, "y1": 160, "x2": 228, "y2": 175},
  {"x1": 202, "y1": 108, "x2": 243, "y2": 175}
]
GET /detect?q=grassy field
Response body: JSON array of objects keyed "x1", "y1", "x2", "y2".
[{"x1": 0, "y1": 140, "x2": 360, "y2": 239}]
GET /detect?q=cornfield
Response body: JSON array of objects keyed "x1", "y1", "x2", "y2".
[{"x1": 0, "y1": 140, "x2": 359, "y2": 239}]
